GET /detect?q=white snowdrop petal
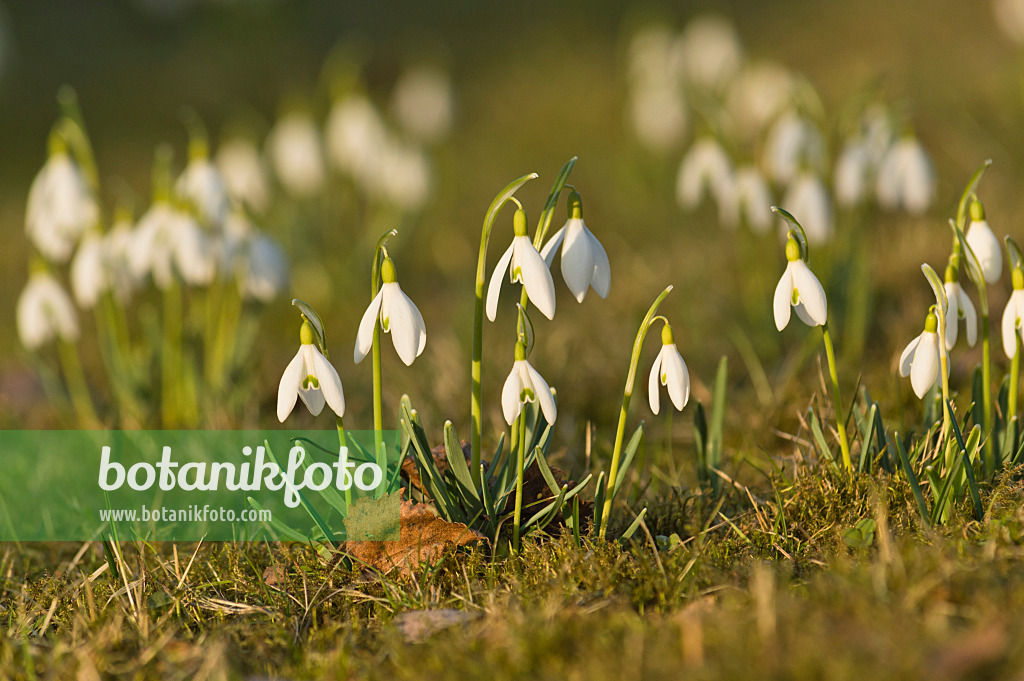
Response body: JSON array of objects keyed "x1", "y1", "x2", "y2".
[
  {"x1": 276, "y1": 347, "x2": 305, "y2": 422},
  {"x1": 910, "y1": 332, "x2": 940, "y2": 399},
  {"x1": 353, "y1": 289, "x2": 384, "y2": 364},
  {"x1": 899, "y1": 334, "x2": 921, "y2": 378},
  {"x1": 791, "y1": 260, "x2": 827, "y2": 325},
  {"x1": 525, "y1": 362, "x2": 557, "y2": 425},
  {"x1": 648, "y1": 350, "x2": 664, "y2": 415},
  {"x1": 501, "y1": 363, "x2": 523, "y2": 425},
  {"x1": 485, "y1": 243, "x2": 515, "y2": 322},
  {"x1": 588, "y1": 228, "x2": 611, "y2": 299},
  {"x1": 384, "y1": 283, "x2": 422, "y2": 366},
  {"x1": 517, "y1": 238, "x2": 557, "y2": 320},
  {"x1": 559, "y1": 220, "x2": 595, "y2": 303},
  {"x1": 310, "y1": 346, "x2": 346, "y2": 418},
  {"x1": 540, "y1": 225, "x2": 566, "y2": 268},
  {"x1": 773, "y1": 268, "x2": 793, "y2": 331}
]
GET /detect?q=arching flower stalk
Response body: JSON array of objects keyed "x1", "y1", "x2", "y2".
[
  {"x1": 599, "y1": 285, "x2": 674, "y2": 539},
  {"x1": 773, "y1": 206, "x2": 851, "y2": 470},
  {"x1": 1002, "y1": 266, "x2": 1024, "y2": 432}
]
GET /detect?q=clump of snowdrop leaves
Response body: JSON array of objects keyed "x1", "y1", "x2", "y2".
[
  {"x1": 277, "y1": 318, "x2": 346, "y2": 422},
  {"x1": 541, "y1": 190, "x2": 610, "y2": 303},
  {"x1": 25, "y1": 131, "x2": 98, "y2": 263},
  {"x1": 900, "y1": 308, "x2": 945, "y2": 399},
  {"x1": 16, "y1": 264, "x2": 79, "y2": 350}
]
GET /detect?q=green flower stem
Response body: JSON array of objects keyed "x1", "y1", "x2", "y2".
[
  {"x1": 210, "y1": 283, "x2": 242, "y2": 392},
  {"x1": 337, "y1": 415, "x2": 352, "y2": 508},
  {"x1": 161, "y1": 281, "x2": 183, "y2": 428},
  {"x1": 57, "y1": 339, "x2": 100, "y2": 428},
  {"x1": 372, "y1": 323, "x2": 383, "y2": 455},
  {"x1": 981, "y1": 310, "x2": 993, "y2": 466},
  {"x1": 511, "y1": 413, "x2": 527, "y2": 553},
  {"x1": 1010, "y1": 336, "x2": 1020, "y2": 431},
  {"x1": 820, "y1": 322, "x2": 852, "y2": 471},
  {"x1": 598, "y1": 285, "x2": 673, "y2": 539}
]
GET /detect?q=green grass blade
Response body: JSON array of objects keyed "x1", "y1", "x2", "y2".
[
  {"x1": 613, "y1": 422, "x2": 645, "y2": 500},
  {"x1": 894, "y1": 432, "x2": 930, "y2": 526},
  {"x1": 620, "y1": 507, "x2": 648, "y2": 540},
  {"x1": 946, "y1": 400, "x2": 983, "y2": 521}
]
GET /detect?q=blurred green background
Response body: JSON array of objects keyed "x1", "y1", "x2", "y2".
[{"x1": 3, "y1": 0, "x2": 1024, "y2": 481}]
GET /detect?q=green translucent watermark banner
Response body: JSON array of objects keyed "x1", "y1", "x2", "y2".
[{"x1": 0, "y1": 430, "x2": 401, "y2": 542}]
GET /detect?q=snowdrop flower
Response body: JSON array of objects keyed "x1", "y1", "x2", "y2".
[
  {"x1": 267, "y1": 110, "x2": 325, "y2": 198},
  {"x1": 70, "y1": 230, "x2": 109, "y2": 309},
  {"x1": 372, "y1": 142, "x2": 431, "y2": 211},
  {"x1": 676, "y1": 138, "x2": 732, "y2": 210},
  {"x1": 833, "y1": 139, "x2": 872, "y2": 208},
  {"x1": 1002, "y1": 268, "x2": 1024, "y2": 359},
  {"x1": 965, "y1": 200, "x2": 1003, "y2": 284},
  {"x1": 390, "y1": 64, "x2": 454, "y2": 144},
  {"x1": 104, "y1": 212, "x2": 140, "y2": 301},
  {"x1": 876, "y1": 136, "x2": 935, "y2": 215},
  {"x1": 540, "y1": 191, "x2": 610, "y2": 303},
  {"x1": 764, "y1": 112, "x2": 826, "y2": 185},
  {"x1": 676, "y1": 14, "x2": 742, "y2": 90},
  {"x1": 944, "y1": 265, "x2": 977, "y2": 350},
  {"x1": 25, "y1": 143, "x2": 98, "y2": 263},
  {"x1": 628, "y1": 84, "x2": 687, "y2": 152},
  {"x1": 176, "y1": 141, "x2": 229, "y2": 227},
  {"x1": 719, "y1": 166, "x2": 773, "y2": 233},
  {"x1": 354, "y1": 256, "x2": 427, "y2": 366},
  {"x1": 501, "y1": 341, "x2": 556, "y2": 426},
  {"x1": 774, "y1": 235, "x2": 827, "y2": 331},
  {"x1": 277, "y1": 320, "x2": 345, "y2": 422},
  {"x1": 648, "y1": 323, "x2": 690, "y2": 415},
  {"x1": 16, "y1": 267, "x2": 79, "y2": 350},
  {"x1": 172, "y1": 211, "x2": 217, "y2": 287},
  {"x1": 239, "y1": 232, "x2": 288, "y2": 303},
  {"x1": 325, "y1": 95, "x2": 389, "y2": 179},
  {"x1": 130, "y1": 201, "x2": 178, "y2": 289},
  {"x1": 215, "y1": 137, "x2": 270, "y2": 214},
  {"x1": 486, "y1": 208, "x2": 557, "y2": 321},
  {"x1": 899, "y1": 310, "x2": 944, "y2": 399},
  {"x1": 781, "y1": 173, "x2": 833, "y2": 245},
  {"x1": 724, "y1": 62, "x2": 794, "y2": 139}
]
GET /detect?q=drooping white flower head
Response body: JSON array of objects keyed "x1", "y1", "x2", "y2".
[
  {"x1": 70, "y1": 230, "x2": 109, "y2": 309},
  {"x1": 943, "y1": 274, "x2": 977, "y2": 351},
  {"x1": 724, "y1": 61, "x2": 794, "y2": 139},
  {"x1": 131, "y1": 202, "x2": 216, "y2": 289},
  {"x1": 648, "y1": 324, "x2": 690, "y2": 415},
  {"x1": 899, "y1": 310, "x2": 945, "y2": 399},
  {"x1": 1002, "y1": 268, "x2": 1024, "y2": 359},
  {"x1": 325, "y1": 94, "x2": 390, "y2": 178},
  {"x1": 390, "y1": 64, "x2": 454, "y2": 144},
  {"x1": 486, "y1": 208, "x2": 557, "y2": 321},
  {"x1": 215, "y1": 137, "x2": 271, "y2": 214},
  {"x1": 875, "y1": 136, "x2": 936, "y2": 216},
  {"x1": 676, "y1": 14, "x2": 742, "y2": 91},
  {"x1": 267, "y1": 110, "x2": 325, "y2": 198},
  {"x1": 104, "y1": 212, "x2": 141, "y2": 302},
  {"x1": 354, "y1": 256, "x2": 427, "y2": 366},
  {"x1": 628, "y1": 83, "x2": 688, "y2": 153},
  {"x1": 965, "y1": 200, "x2": 1003, "y2": 285},
  {"x1": 540, "y1": 191, "x2": 610, "y2": 303},
  {"x1": 501, "y1": 341, "x2": 557, "y2": 426},
  {"x1": 16, "y1": 267, "x2": 79, "y2": 350},
  {"x1": 277, "y1": 320, "x2": 346, "y2": 422},
  {"x1": 676, "y1": 138, "x2": 732, "y2": 210},
  {"x1": 833, "y1": 139, "x2": 872, "y2": 208},
  {"x1": 176, "y1": 142, "x2": 229, "y2": 227},
  {"x1": 26, "y1": 146, "x2": 98, "y2": 263},
  {"x1": 781, "y1": 173, "x2": 832, "y2": 245},
  {"x1": 719, "y1": 166, "x2": 773, "y2": 233},
  {"x1": 240, "y1": 232, "x2": 289, "y2": 303},
  {"x1": 774, "y1": 234, "x2": 827, "y2": 331},
  {"x1": 764, "y1": 111, "x2": 826, "y2": 185},
  {"x1": 372, "y1": 141, "x2": 432, "y2": 211},
  {"x1": 172, "y1": 210, "x2": 217, "y2": 287}
]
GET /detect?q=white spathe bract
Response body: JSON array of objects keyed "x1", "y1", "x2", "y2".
[
  {"x1": 267, "y1": 112, "x2": 325, "y2": 198},
  {"x1": 541, "y1": 218, "x2": 610, "y2": 303},
  {"x1": 773, "y1": 258, "x2": 827, "y2": 331},
  {"x1": 354, "y1": 282, "x2": 427, "y2": 367},
  {"x1": 944, "y1": 281, "x2": 977, "y2": 350},
  {"x1": 676, "y1": 138, "x2": 732, "y2": 210},
  {"x1": 277, "y1": 343, "x2": 346, "y2": 422},
  {"x1": 648, "y1": 343, "x2": 690, "y2": 415},
  {"x1": 176, "y1": 156, "x2": 229, "y2": 227},
  {"x1": 17, "y1": 270, "x2": 79, "y2": 350},
  {"x1": 486, "y1": 235, "x2": 557, "y2": 321},
  {"x1": 26, "y1": 152, "x2": 98, "y2": 263},
  {"x1": 719, "y1": 166, "x2": 773, "y2": 233},
  {"x1": 215, "y1": 138, "x2": 270, "y2": 214},
  {"x1": 501, "y1": 358, "x2": 557, "y2": 426},
  {"x1": 899, "y1": 329, "x2": 943, "y2": 399},
  {"x1": 781, "y1": 173, "x2": 833, "y2": 245},
  {"x1": 1001, "y1": 289, "x2": 1024, "y2": 359},
  {"x1": 965, "y1": 218, "x2": 1003, "y2": 284},
  {"x1": 70, "y1": 231, "x2": 109, "y2": 309},
  {"x1": 876, "y1": 138, "x2": 935, "y2": 215}
]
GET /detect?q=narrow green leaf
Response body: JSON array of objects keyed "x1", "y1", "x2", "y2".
[
  {"x1": 444, "y1": 421, "x2": 480, "y2": 506},
  {"x1": 592, "y1": 470, "x2": 607, "y2": 530},
  {"x1": 955, "y1": 159, "x2": 992, "y2": 230},
  {"x1": 947, "y1": 400, "x2": 983, "y2": 521},
  {"x1": 613, "y1": 423, "x2": 645, "y2": 499},
  {"x1": 1006, "y1": 235, "x2": 1024, "y2": 271},
  {"x1": 535, "y1": 156, "x2": 577, "y2": 246},
  {"x1": 534, "y1": 445, "x2": 562, "y2": 496},
  {"x1": 620, "y1": 507, "x2": 648, "y2": 540},
  {"x1": 708, "y1": 356, "x2": 728, "y2": 475},
  {"x1": 248, "y1": 497, "x2": 311, "y2": 542},
  {"x1": 894, "y1": 432, "x2": 929, "y2": 526}
]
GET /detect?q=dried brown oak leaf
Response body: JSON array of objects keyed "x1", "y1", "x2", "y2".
[{"x1": 338, "y1": 499, "x2": 486, "y2": 577}]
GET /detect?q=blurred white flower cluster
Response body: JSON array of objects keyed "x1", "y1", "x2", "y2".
[{"x1": 624, "y1": 14, "x2": 937, "y2": 244}]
